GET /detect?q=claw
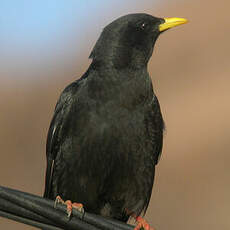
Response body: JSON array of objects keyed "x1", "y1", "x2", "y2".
[
  {"x1": 54, "y1": 195, "x2": 84, "y2": 219},
  {"x1": 65, "y1": 200, "x2": 73, "y2": 218},
  {"x1": 72, "y1": 202, "x2": 84, "y2": 213},
  {"x1": 134, "y1": 215, "x2": 155, "y2": 230},
  {"x1": 54, "y1": 195, "x2": 65, "y2": 208}
]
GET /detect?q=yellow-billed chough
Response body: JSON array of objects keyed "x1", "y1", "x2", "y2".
[{"x1": 44, "y1": 13, "x2": 187, "y2": 230}]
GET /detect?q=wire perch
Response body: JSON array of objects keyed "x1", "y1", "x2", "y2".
[{"x1": 0, "y1": 185, "x2": 135, "y2": 230}]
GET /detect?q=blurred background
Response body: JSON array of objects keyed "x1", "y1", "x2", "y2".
[{"x1": 1, "y1": 0, "x2": 229, "y2": 229}]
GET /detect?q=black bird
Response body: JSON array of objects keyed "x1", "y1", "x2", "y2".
[{"x1": 44, "y1": 13, "x2": 187, "y2": 230}]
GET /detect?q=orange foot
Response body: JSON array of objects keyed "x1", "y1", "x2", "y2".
[
  {"x1": 133, "y1": 215, "x2": 155, "y2": 230},
  {"x1": 54, "y1": 195, "x2": 84, "y2": 218}
]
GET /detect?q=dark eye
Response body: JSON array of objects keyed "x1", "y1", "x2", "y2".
[{"x1": 140, "y1": 22, "x2": 148, "y2": 30}]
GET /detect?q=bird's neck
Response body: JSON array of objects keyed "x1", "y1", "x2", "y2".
[
  {"x1": 90, "y1": 47, "x2": 150, "y2": 70},
  {"x1": 87, "y1": 61, "x2": 154, "y2": 108}
]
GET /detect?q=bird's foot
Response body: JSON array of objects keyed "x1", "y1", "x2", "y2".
[
  {"x1": 54, "y1": 195, "x2": 84, "y2": 218},
  {"x1": 133, "y1": 215, "x2": 155, "y2": 230}
]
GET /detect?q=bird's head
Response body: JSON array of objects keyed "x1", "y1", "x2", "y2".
[{"x1": 90, "y1": 13, "x2": 187, "y2": 69}]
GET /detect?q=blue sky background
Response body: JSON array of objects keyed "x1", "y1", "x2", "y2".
[{"x1": 0, "y1": 0, "x2": 164, "y2": 82}]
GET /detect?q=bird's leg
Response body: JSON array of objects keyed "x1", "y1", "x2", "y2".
[
  {"x1": 131, "y1": 213, "x2": 155, "y2": 230},
  {"x1": 54, "y1": 195, "x2": 84, "y2": 218}
]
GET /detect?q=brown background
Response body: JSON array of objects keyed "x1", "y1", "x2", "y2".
[{"x1": 1, "y1": 0, "x2": 230, "y2": 229}]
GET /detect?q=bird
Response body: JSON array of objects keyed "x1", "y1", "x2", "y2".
[{"x1": 43, "y1": 13, "x2": 187, "y2": 230}]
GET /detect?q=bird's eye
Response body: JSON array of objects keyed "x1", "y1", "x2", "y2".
[{"x1": 140, "y1": 22, "x2": 147, "y2": 30}]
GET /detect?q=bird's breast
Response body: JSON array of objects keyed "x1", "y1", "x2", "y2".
[{"x1": 85, "y1": 104, "x2": 152, "y2": 161}]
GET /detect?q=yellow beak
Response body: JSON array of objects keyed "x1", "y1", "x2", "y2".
[{"x1": 159, "y1": 17, "x2": 188, "y2": 32}]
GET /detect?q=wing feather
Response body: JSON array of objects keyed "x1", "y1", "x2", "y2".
[{"x1": 43, "y1": 79, "x2": 83, "y2": 198}]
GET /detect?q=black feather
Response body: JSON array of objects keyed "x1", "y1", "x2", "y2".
[{"x1": 44, "y1": 13, "x2": 165, "y2": 222}]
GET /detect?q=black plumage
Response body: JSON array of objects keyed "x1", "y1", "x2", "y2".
[{"x1": 44, "y1": 13, "x2": 186, "y2": 225}]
